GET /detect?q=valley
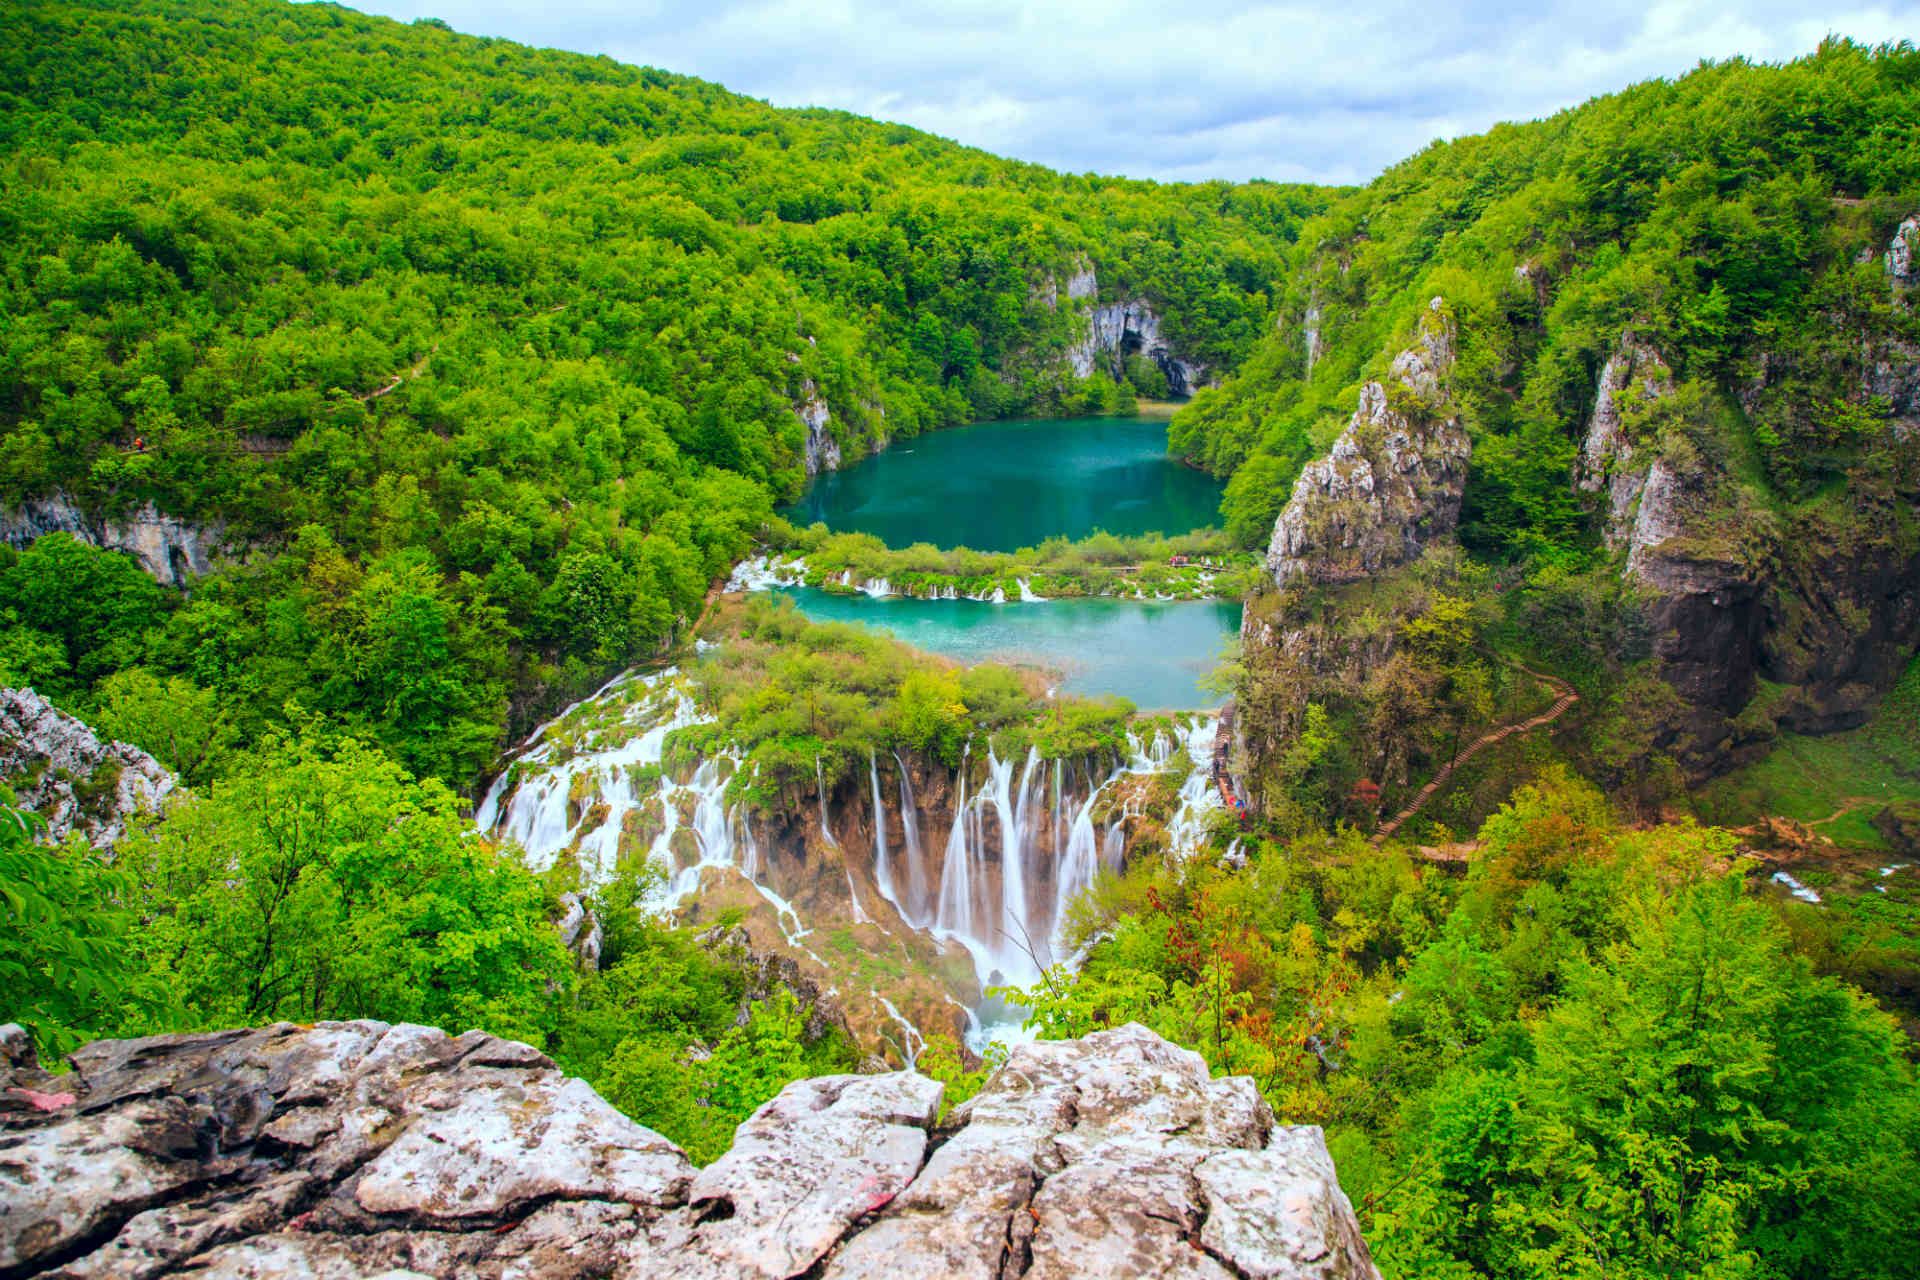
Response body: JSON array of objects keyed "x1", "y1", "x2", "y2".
[{"x1": 3, "y1": 4, "x2": 1920, "y2": 1276}]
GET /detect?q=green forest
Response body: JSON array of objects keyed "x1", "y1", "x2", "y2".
[
  {"x1": 4, "y1": 3, "x2": 1920, "y2": 1277},
  {"x1": 0, "y1": 0, "x2": 1320, "y2": 783}
]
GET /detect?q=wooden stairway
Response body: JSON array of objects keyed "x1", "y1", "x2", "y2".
[{"x1": 1370, "y1": 676, "x2": 1579, "y2": 846}]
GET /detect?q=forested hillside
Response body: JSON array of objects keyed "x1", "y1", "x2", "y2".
[
  {"x1": 1169, "y1": 40, "x2": 1920, "y2": 829},
  {"x1": 0, "y1": 0, "x2": 1320, "y2": 781},
  {"x1": 1173, "y1": 39, "x2": 1920, "y2": 551}
]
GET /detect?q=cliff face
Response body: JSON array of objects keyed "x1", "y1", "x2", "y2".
[
  {"x1": 1237, "y1": 300, "x2": 1475, "y2": 800},
  {"x1": 1036, "y1": 259, "x2": 1209, "y2": 395},
  {"x1": 0, "y1": 1019, "x2": 1380, "y2": 1280},
  {"x1": 0, "y1": 688, "x2": 173, "y2": 849},
  {"x1": 1263, "y1": 298, "x2": 1470, "y2": 590},
  {"x1": 0, "y1": 495, "x2": 222, "y2": 588},
  {"x1": 1575, "y1": 217, "x2": 1920, "y2": 766}
]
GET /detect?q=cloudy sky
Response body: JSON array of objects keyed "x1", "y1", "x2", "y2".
[{"x1": 345, "y1": 0, "x2": 1918, "y2": 184}]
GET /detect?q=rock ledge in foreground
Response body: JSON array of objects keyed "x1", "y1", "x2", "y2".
[{"x1": 0, "y1": 1020, "x2": 1378, "y2": 1279}]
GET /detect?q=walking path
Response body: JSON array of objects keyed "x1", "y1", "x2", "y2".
[{"x1": 1371, "y1": 670, "x2": 1579, "y2": 845}]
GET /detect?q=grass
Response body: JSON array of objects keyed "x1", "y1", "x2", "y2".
[{"x1": 1695, "y1": 655, "x2": 1920, "y2": 850}]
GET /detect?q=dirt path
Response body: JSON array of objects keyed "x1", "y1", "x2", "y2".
[{"x1": 1371, "y1": 669, "x2": 1579, "y2": 846}]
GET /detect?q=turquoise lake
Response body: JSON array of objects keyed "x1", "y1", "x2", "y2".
[
  {"x1": 779, "y1": 415, "x2": 1224, "y2": 552},
  {"x1": 774, "y1": 587, "x2": 1239, "y2": 710}
]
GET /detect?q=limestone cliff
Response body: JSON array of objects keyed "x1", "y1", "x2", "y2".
[
  {"x1": 1262, "y1": 298, "x2": 1470, "y2": 590},
  {"x1": 0, "y1": 1020, "x2": 1380, "y2": 1280},
  {"x1": 1037, "y1": 260, "x2": 1210, "y2": 395},
  {"x1": 1236, "y1": 300, "x2": 1476, "y2": 801},
  {"x1": 0, "y1": 494, "x2": 223, "y2": 588},
  {"x1": 1574, "y1": 217, "x2": 1920, "y2": 765},
  {"x1": 0, "y1": 688, "x2": 173, "y2": 849}
]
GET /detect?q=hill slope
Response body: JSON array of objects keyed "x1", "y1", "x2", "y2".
[{"x1": 0, "y1": 0, "x2": 1322, "y2": 780}]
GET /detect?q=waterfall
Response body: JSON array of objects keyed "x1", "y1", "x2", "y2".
[
  {"x1": 483, "y1": 665, "x2": 1230, "y2": 1046},
  {"x1": 814, "y1": 755, "x2": 838, "y2": 846},
  {"x1": 869, "y1": 751, "x2": 901, "y2": 916},
  {"x1": 934, "y1": 754, "x2": 976, "y2": 939},
  {"x1": 894, "y1": 751, "x2": 930, "y2": 927},
  {"x1": 1016, "y1": 577, "x2": 1047, "y2": 602},
  {"x1": 1164, "y1": 718, "x2": 1224, "y2": 861},
  {"x1": 1051, "y1": 792, "x2": 1102, "y2": 957}
]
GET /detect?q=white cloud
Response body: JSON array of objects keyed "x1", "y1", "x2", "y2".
[{"x1": 336, "y1": 0, "x2": 1920, "y2": 182}]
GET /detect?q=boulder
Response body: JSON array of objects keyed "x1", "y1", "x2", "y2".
[
  {"x1": 0, "y1": 1020, "x2": 1381, "y2": 1280},
  {"x1": 0, "y1": 687, "x2": 174, "y2": 850}
]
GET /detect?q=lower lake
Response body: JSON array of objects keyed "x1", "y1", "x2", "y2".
[{"x1": 774, "y1": 587, "x2": 1240, "y2": 710}]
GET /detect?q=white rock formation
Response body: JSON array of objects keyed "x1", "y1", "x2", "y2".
[
  {"x1": 0, "y1": 493, "x2": 223, "y2": 586},
  {"x1": 796, "y1": 379, "x2": 841, "y2": 475},
  {"x1": 1264, "y1": 298, "x2": 1471, "y2": 590},
  {"x1": 0, "y1": 687, "x2": 173, "y2": 848},
  {"x1": 0, "y1": 1020, "x2": 1381, "y2": 1279},
  {"x1": 1576, "y1": 334, "x2": 1673, "y2": 548},
  {"x1": 1889, "y1": 214, "x2": 1918, "y2": 288}
]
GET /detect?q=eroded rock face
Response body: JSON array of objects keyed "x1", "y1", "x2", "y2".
[
  {"x1": 1050, "y1": 263, "x2": 1209, "y2": 395},
  {"x1": 1889, "y1": 214, "x2": 1918, "y2": 289},
  {"x1": 0, "y1": 494, "x2": 223, "y2": 588},
  {"x1": 1264, "y1": 298, "x2": 1470, "y2": 590},
  {"x1": 1577, "y1": 334, "x2": 1673, "y2": 547},
  {"x1": 796, "y1": 379, "x2": 841, "y2": 476},
  {"x1": 0, "y1": 687, "x2": 174, "y2": 849},
  {"x1": 0, "y1": 1021, "x2": 1380, "y2": 1280}
]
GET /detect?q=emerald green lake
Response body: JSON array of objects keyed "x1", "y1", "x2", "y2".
[
  {"x1": 774, "y1": 587, "x2": 1239, "y2": 709},
  {"x1": 780, "y1": 415, "x2": 1224, "y2": 552}
]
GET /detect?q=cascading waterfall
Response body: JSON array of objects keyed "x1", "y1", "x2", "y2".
[
  {"x1": 870, "y1": 752, "x2": 896, "y2": 908},
  {"x1": 814, "y1": 756, "x2": 838, "y2": 846},
  {"x1": 480, "y1": 665, "x2": 1228, "y2": 1054},
  {"x1": 894, "y1": 751, "x2": 930, "y2": 926}
]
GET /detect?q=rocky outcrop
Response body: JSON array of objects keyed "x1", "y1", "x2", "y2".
[
  {"x1": 0, "y1": 494, "x2": 223, "y2": 587},
  {"x1": 1889, "y1": 214, "x2": 1918, "y2": 289},
  {"x1": 1034, "y1": 257, "x2": 1099, "y2": 311},
  {"x1": 795, "y1": 379, "x2": 841, "y2": 476},
  {"x1": 697, "y1": 924, "x2": 859, "y2": 1050},
  {"x1": 1068, "y1": 298, "x2": 1208, "y2": 395},
  {"x1": 0, "y1": 1020, "x2": 1380, "y2": 1280},
  {"x1": 1576, "y1": 334, "x2": 1673, "y2": 546},
  {"x1": 0, "y1": 688, "x2": 173, "y2": 849},
  {"x1": 1043, "y1": 261, "x2": 1208, "y2": 396},
  {"x1": 1264, "y1": 298, "x2": 1470, "y2": 590},
  {"x1": 554, "y1": 891, "x2": 604, "y2": 969}
]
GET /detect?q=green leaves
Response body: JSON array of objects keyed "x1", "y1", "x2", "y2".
[{"x1": 0, "y1": 805, "x2": 163, "y2": 1058}]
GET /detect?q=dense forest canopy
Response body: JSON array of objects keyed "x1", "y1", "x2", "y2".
[
  {"x1": 0, "y1": 0, "x2": 1322, "y2": 782},
  {"x1": 5, "y1": 7, "x2": 1920, "y2": 1278},
  {"x1": 1171, "y1": 38, "x2": 1920, "y2": 552}
]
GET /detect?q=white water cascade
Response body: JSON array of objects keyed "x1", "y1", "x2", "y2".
[
  {"x1": 894, "y1": 751, "x2": 931, "y2": 927},
  {"x1": 479, "y1": 668, "x2": 1227, "y2": 1055}
]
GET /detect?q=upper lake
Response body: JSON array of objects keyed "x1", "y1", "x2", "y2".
[{"x1": 779, "y1": 415, "x2": 1224, "y2": 552}]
